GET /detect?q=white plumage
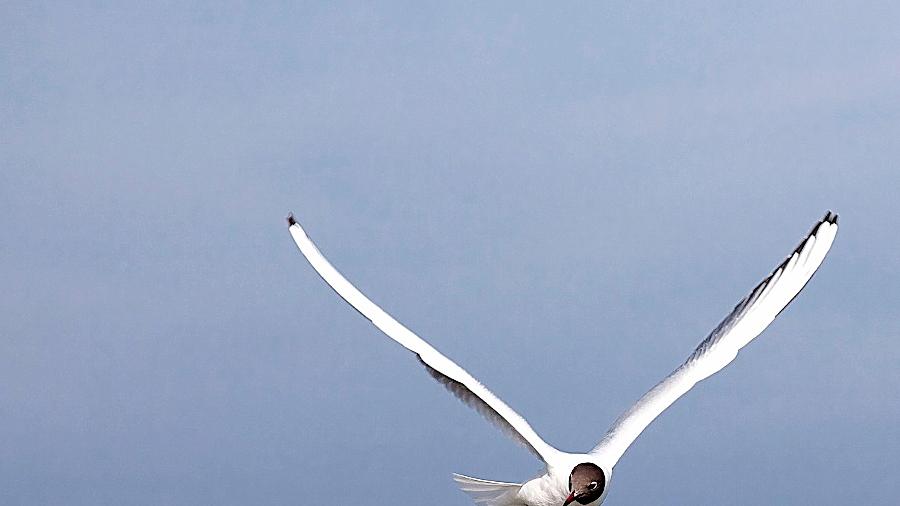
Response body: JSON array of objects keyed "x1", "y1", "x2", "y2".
[{"x1": 287, "y1": 212, "x2": 838, "y2": 505}]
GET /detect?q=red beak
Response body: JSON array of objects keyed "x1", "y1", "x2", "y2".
[{"x1": 563, "y1": 491, "x2": 576, "y2": 506}]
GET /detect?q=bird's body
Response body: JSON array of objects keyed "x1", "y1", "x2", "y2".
[
  {"x1": 287, "y1": 212, "x2": 838, "y2": 505},
  {"x1": 453, "y1": 454, "x2": 610, "y2": 506},
  {"x1": 518, "y1": 457, "x2": 610, "y2": 506}
]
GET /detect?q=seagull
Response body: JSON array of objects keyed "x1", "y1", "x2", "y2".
[{"x1": 287, "y1": 211, "x2": 838, "y2": 506}]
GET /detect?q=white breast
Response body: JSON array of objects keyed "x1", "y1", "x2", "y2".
[{"x1": 517, "y1": 473, "x2": 568, "y2": 506}]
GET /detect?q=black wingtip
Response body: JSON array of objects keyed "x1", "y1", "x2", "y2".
[
  {"x1": 823, "y1": 210, "x2": 838, "y2": 225},
  {"x1": 286, "y1": 212, "x2": 297, "y2": 227}
]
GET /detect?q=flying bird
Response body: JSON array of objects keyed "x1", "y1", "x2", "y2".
[{"x1": 287, "y1": 211, "x2": 838, "y2": 506}]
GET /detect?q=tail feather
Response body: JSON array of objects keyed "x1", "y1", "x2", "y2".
[{"x1": 452, "y1": 473, "x2": 523, "y2": 505}]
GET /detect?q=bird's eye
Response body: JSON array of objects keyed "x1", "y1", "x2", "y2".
[{"x1": 588, "y1": 481, "x2": 598, "y2": 490}]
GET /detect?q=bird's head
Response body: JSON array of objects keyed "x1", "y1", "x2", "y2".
[{"x1": 563, "y1": 463, "x2": 607, "y2": 506}]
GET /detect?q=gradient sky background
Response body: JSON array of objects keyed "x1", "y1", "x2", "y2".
[{"x1": 3, "y1": 2, "x2": 900, "y2": 505}]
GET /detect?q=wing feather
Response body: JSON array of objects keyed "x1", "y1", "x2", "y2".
[
  {"x1": 286, "y1": 215, "x2": 561, "y2": 464},
  {"x1": 591, "y1": 212, "x2": 838, "y2": 465}
]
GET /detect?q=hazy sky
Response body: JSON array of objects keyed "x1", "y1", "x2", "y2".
[{"x1": 3, "y1": 2, "x2": 899, "y2": 505}]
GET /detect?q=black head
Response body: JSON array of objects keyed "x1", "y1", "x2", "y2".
[{"x1": 563, "y1": 463, "x2": 606, "y2": 506}]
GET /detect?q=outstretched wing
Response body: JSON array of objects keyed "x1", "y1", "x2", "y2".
[
  {"x1": 287, "y1": 215, "x2": 562, "y2": 464},
  {"x1": 591, "y1": 212, "x2": 838, "y2": 466}
]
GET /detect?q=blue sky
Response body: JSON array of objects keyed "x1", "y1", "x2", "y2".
[{"x1": 2, "y1": 2, "x2": 899, "y2": 504}]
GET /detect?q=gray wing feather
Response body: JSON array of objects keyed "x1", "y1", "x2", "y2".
[
  {"x1": 419, "y1": 357, "x2": 545, "y2": 460},
  {"x1": 591, "y1": 212, "x2": 839, "y2": 466},
  {"x1": 287, "y1": 216, "x2": 562, "y2": 465}
]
